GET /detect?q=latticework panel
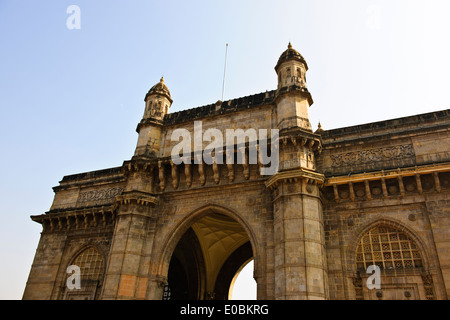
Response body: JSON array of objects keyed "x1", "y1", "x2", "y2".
[
  {"x1": 356, "y1": 226, "x2": 423, "y2": 272},
  {"x1": 71, "y1": 247, "x2": 104, "y2": 281}
]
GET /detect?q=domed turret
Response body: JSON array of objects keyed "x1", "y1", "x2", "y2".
[
  {"x1": 274, "y1": 43, "x2": 313, "y2": 132},
  {"x1": 142, "y1": 77, "x2": 173, "y2": 121},
  {"x1": 134, "y1": 77, "x2": 173, "y2": 158},
  {"x1": 275, "y1": 42, "x2": 309, "y2": 91},
  {"x1": 275, "y1": 42, "x2": 308, "y2": 73},
  {"x1": 144, "y1": 77, "x2": 173, "y2": 104}
]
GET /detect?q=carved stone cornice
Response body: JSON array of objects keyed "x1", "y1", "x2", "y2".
[
  {"x1": 274, "y1": 85, "x2": 314, "y2": 106},
  {"x1": 279, "y1": 129, "x2": 322, "y2": 153},
  {"x1": 136, "y1": 117, "x2": 163, "y2": 133},
  {"x1": 31, "y1": 205, "x2": 116, "y2": 233},
  {"x1": 122, "y1": 159, "x2": 156, "y2": 176},
  {"x1": 265, "y1": 168, "x2": 325, "y2": 191},
  {"x1": 114, "y1": 190, "x2": 158, "y2": 208}
]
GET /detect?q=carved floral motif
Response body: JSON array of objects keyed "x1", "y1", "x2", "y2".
[
  {"x1": 78, "y1": 187, "x2": 124, "y2": 203},
  {"x1": 330, "y1": 144, "x2": 415, "y2": 167}
]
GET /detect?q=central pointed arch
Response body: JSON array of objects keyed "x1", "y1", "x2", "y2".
[{"x1": 156, "y1": 204, "x2": 260, "y2": 300}]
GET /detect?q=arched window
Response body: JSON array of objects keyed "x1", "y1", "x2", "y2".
[
  {"x1": 286, "y1": 67, "x2": 291, "y2": 78},
  {"x1": 356, "y1": 226, "x2": 423, "y2": 272},
  {"x1": 145, "y1": 101, "x2": 152, "y2": 117},
  {"x1": 64, "y1": 247, "x2": 105, "y2": 300},
  {"x1": 71, "y1": 247, "x2": 104, "y2": 281}
]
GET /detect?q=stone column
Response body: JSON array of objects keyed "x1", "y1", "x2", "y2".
[{"x1": 267, "y1": 170, "x2": 328, "y2": 299}]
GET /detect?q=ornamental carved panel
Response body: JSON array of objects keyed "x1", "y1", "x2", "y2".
[
  {"x1": 330, "y1": 144, "x2": 415, "y2": 167},
  {"x1": 77, "y1": 187, "x2": 124, "y2": 206}
]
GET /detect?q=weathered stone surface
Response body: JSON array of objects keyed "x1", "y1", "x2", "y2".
[{"x1": 23, "y1": 44, "x2": 450, "y2": 300}]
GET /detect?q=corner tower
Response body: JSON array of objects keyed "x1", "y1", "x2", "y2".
[
  {"x1": 134, "y1": 77, "x2": 173, "y2": 158},
  {"x1": 275, "y1": 42, "x2": 313, "y2": 132},
  {"x1": 267, "y1": 43, "x2": 328, "y2": 299}
]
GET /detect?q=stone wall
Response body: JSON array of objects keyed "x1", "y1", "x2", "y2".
[
  {"x1": 319, "y1": 109, "x2": 450, "y2": 299},
  {"x1": 23, "y1": 107, "x2": 450, "y2": 300}
]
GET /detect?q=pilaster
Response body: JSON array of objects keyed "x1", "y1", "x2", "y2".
[{"x1": 101, "y1": 160, "x2": 159, "y2": 300}]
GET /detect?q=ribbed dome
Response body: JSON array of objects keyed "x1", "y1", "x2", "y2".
[
  {"x1": 275, "y1": 42, "x2": 308, "y2": 71},
  {"x1": 145, "y1": 77, "x2": 172, "y2": 102}
]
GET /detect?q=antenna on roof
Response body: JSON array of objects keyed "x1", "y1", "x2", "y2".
[{"x1": 221, "y1": 43, "x2": 228, "y2": 101}]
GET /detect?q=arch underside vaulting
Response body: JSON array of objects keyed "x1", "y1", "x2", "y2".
[{"x1": 164, "y1": 209, "x2": 255, "y2": 300}]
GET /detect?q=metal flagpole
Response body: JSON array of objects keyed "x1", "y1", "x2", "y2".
[{"x1": 222, "y1": 43, "x2": 228, "y2": 101}]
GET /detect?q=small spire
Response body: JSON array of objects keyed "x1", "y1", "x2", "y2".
[
  {"x1": 288, "y1": 42, "x2": 292, "y2": 49},
  {"x1": 315, "y1": 122, "x2": 324, "y2": 134},
  {"x1": 160, "y1": 76, "x2": 164, "y2": 83}
]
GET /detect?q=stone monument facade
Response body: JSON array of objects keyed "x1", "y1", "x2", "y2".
[{"x1": 23, "y1": 44, "x2": 450, "y2": 300}]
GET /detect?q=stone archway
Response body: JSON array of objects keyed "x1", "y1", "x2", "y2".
[{"x1": 159, "y1": 205, "x2": 257, "y2": 300}]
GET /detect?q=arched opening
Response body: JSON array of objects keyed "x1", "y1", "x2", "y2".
[
  {"x1": 163, "y1": 211, "x2": 254, "y2": 300},
  {"x1": 228, "y1": 259, "x2": 256, "y2": 300}
]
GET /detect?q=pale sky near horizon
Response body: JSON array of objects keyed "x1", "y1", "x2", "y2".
[{"x1": 0, "y1": 0, "x2": 449, "y2": 300}]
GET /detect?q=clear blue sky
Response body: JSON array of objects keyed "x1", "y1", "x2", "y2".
[{"x1": 0, "y1": 0, "x2": 449, "y2": 300}]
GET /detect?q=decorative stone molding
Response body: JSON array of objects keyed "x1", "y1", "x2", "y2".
[
  {"x1": 114, "y1": 191, "x2": 158, "y2": 207},
  {"x1": 422, "y1": 274, "x2": 436, "y2": 300},
  {"x1": 280, "y1": 134, "x2": 321, "y2": 152},
  {"x1": 325, "y1": 163, "x2": 450, "y2": 203},
  {"x1": 330, "y1": 144, "x2": 415, "y2": 167},
  {"x1": 265, "y1": 168, "x2": 324, "y2": 191},
  {"x1": 31, "y1": 205, "x2": 116, "y2": 233},
  {"x1": 77, "y1": 187, "x2": 124, "y2": 203}
]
